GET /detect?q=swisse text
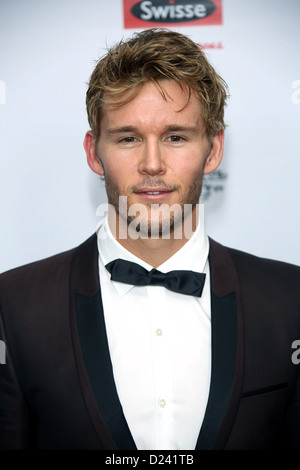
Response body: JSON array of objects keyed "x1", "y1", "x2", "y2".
[{"x1": 132, "y1": 0, "x2": 216, "y2": 23}]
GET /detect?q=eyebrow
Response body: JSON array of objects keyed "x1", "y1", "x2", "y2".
[
  {"x1": 105, "y1": 126, "x2": 139, "y2": 135},
  {"x1": 105, "y1": 125, "x2": 200, "y2": 135},
  {"x1": 163, "y1": 125, "x2": 200, "y2": 134}
]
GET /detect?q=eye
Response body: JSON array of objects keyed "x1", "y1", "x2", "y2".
[
  {"x1": 119, "y1": 136, "x2": 137, "y2": 143},
  {"x1": 167, "y1": 135, "x2": 185, "y2": 143}
]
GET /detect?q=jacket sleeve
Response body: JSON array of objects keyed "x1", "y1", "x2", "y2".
[{"x1": 0, "y1": 306, "x2": 35, "y2": 449}]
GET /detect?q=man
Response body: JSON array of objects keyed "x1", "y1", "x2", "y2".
[{"x1": 0, "y1": 28, "x2": 299, "y2": 450}]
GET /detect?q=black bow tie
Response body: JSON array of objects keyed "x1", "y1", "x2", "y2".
[{"x1": 105, "y1": 258, "x2": 206, "y2": 297}]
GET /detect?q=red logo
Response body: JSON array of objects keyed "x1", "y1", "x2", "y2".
[{"x1": 123, "y1": 0, "x2": 222, "y2": 29}]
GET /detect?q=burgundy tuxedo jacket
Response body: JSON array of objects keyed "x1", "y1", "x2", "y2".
[{"x1": 0, "y1": 235, "x2": 299, "y2": 450}]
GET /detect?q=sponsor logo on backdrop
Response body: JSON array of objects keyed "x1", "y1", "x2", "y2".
[
  {"x1": 201, "y1": 41, "x2": 223, "y2": 49},
  {"x1": 123, "y1": 0, "x2": 222, "y2": 29},
  {"x1": 201, "y1": 169, "x2": 227, "y2": 201}
]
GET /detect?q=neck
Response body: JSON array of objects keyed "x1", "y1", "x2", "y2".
[{"x1": 108, "y1": 207, "x2": 199, "y2": 268}]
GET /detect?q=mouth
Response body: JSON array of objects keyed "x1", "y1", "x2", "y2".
[{"x1": 134, "y1": 188, "x2": 174, "y2": 201}]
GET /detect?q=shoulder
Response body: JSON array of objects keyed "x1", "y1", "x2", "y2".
[
  {"x1": 210, "y1": 237, "x2": 299, "y2": 273},
  {"x1": 0, "y1": 247, "x2": 74, "y2": 289},
  {"x1": 209, "y1": 238, "x2": 300, "y2": 297},
  {"x1": 227, "y1": 244, "x2": 300, "y2": 283},
  {"x1": 0, "y1": 234, "x2": 97, "y2": 296}
]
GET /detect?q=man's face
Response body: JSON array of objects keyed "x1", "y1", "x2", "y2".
[{"x1": 88, "y1": 80, "x2": 223, "y2": 237}]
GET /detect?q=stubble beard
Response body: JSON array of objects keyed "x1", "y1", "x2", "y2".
[{"x1": 104, "y1": 174, "x2": 204, "y2": 239}]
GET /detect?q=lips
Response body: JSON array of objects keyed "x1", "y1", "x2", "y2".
[
  {"x1": 142, "y1": 191, "x2": 164, "y2": 195},
  {"x1": 134, "y1": 188, "x2": 174, "y2": 201}
]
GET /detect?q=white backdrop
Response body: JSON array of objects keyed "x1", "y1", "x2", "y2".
[{"x1": 0, "y1": 0, "x2": 299, "y2": 273}]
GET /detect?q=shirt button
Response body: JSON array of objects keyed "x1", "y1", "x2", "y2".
[
  {"x1": 158, "y1": 399, "x2": 166, "y2": 408},
  {"x1": 156, "y1": 329, "x2": 163, "y2": 336}
]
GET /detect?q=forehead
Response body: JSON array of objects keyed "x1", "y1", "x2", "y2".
[{"x1": 100, "y1": 80, "x2": 204, "y2": 130}]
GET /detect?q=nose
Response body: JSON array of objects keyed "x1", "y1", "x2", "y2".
[{"x1": 138, "y1": 139, "x2": 166, "y2": 176}]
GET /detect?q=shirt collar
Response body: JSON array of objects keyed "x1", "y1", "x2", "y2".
[{"x1": 97, "y1": 206, "x2": 209, "y2": 296}]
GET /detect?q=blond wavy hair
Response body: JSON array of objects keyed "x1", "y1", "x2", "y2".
[{"x1": 86, "y1": 28, "x2": 228, "y2": 143}]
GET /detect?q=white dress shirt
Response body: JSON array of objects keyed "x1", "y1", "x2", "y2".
[{"x1": 97, "y1": 213, "x2": 211, "y2": 450}]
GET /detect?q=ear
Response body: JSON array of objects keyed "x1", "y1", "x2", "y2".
[
  {"x1": 203, "y1": 130, "x2": 224, "y2": 175},
  {"x1": 83, "y1": 131, "x2": 105, "y2": 176}
]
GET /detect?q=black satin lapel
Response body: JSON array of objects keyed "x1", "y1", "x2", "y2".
[
  {"x1": 196, "y1": 291, "x2": 238, "y2": 450},
  {"x1": 75, "y1": 290, "x2": 137, "y2": 450}
]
